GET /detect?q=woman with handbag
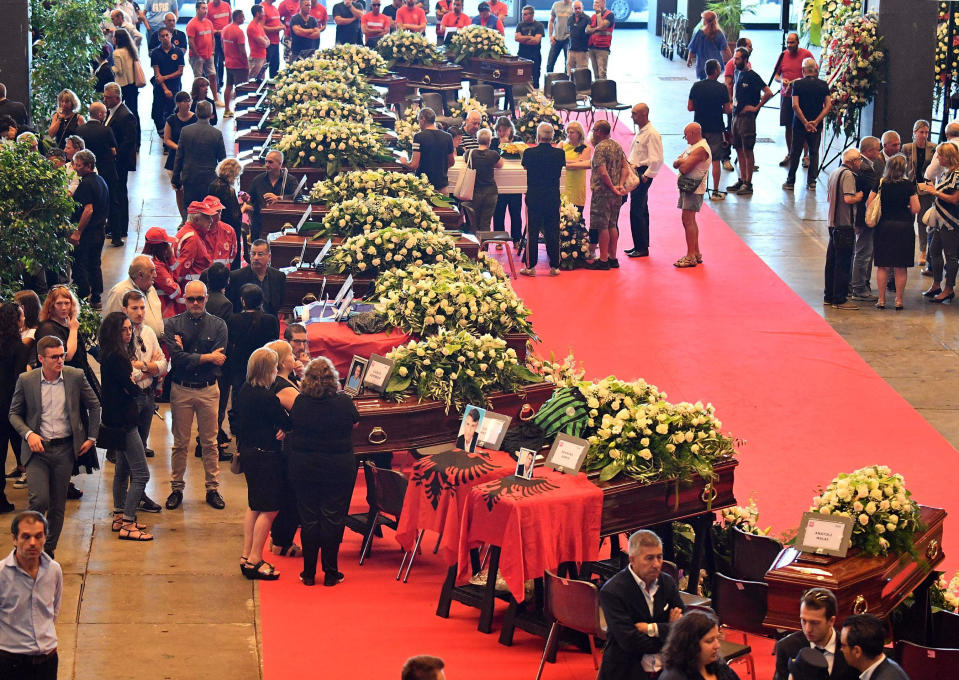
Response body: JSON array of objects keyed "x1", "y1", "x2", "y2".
[
  {"x1": 919, "y1": 143, "x2": 959, "y2": 303},
  {"x1": 865, "y1": 155, "x2": 920, "y2": 310},
  {"x1": 903, "y1": 120, "x2": 937, "y2": 269},
  {"x1": 112, "y1": 28, "x2": 143, "y2": 121},
  {"x1": 99, "y1": 312, "x2": 154, "y2": 541},
  {"x1": 236, "y1": 347, "x2": 291, "y2": 581}
]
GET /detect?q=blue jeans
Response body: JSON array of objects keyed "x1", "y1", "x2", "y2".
[{"x1": 113, "y1": 426, "x2": 150, "y2": 519}]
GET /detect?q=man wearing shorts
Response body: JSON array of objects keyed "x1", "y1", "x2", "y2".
[
  {"x1": 221, "y1": 10, "x2": 249, "y2": 118},
  {"x1": 672, "y1": 123, "x2": 711, "y2": 268},
  {"x1": 586, "y1": 120, "x2": 627, "y2": 270},
  {"x1": 187, "y1": 1, "x2": 219, "y2": 101},
  {"x1": 688, "y1": 58, "x2": 730, "y2": 200},
  {"x1": 726, "y1": 47, "x2": 772, "y2": 197}
]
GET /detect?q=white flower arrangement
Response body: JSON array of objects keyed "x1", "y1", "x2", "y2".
[
  {"x1": 801, "y1": 0, "x2": 861, "y2": 46},
  {"x1": 271, "y1": 100, "x2": 373, "y2": 133},
  {"x1": 309, "y1": 169, "x2": 448, "y2": 206},
  {"x1": 316, "y1": 43, "x2": 389, "y2": 76},
  {"x1": 318, "y1": 195, "x2": 444, "y2": 238},
  {"x1": 559, "y1": 196, "x2": 590, "y2": 269},
  {"x1": 376, "y1": 30, "x2": 445, "y2": 67},
  {"x1": 394, "y1": 104, "x2": 420, "y2": 154},
  {"x1": 448, "y1": 96, "x2": 490, "y2": 126},
  {"x1": 718, "y1": 500, "x2": 770, "y2": 536},
  {"x1": 515, "y1": 90, "x2": 565, "y2": 144},
  {"x1": 274, "y1": 119, "x2": 391, "y2": 170},
  {"x1": 384, "y1": 329, "x2": 541, "y2": 413},
  {"x1": 445, "y1": 25, "x2": 508, "y2": 63},
  {"x1": 372, "y1": 262, "x2": 535, "y2": 338},
  {"x1": 811, "y1": 465, "x2": 921, "y2": 556},
  {"x1": 324, "y1": 226, "x2": 464, "y2": 277},
  {"x1": 935, "y1": 572, "x2": 959, "y2": 613},
  {"x1": 269, "y1": 80, "x2": 374, "y2": 110}
]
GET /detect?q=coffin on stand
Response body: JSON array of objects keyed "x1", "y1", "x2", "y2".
[
  {"x1": 461, "y1": 56, "x2": 534, "y2": 85},
  {"x1": 392, "y1": 62, "x2": 464, "y2": 88},
  {"x1": 268, "y1": 232, "x2": 477, "y2": 268},
  {"x1": 369, "y1": 74, "x2": 412, "y2": 105},
  {"x1": 236, "y1": 107, "x2": 397, "y2": 131},
  {"x1": 240, "y1": 159, "x2": 407, "y2": 193},
  {"x1": 237, "y1": 128, "x2": 398, "y2": 153},
  {"x1": 259, "y1": 200, "x2": 461, "y2": 236}
]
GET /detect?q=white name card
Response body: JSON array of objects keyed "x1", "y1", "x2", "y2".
[{"x1": 796, "y1": 512, "x2": 854, "y2": 558}]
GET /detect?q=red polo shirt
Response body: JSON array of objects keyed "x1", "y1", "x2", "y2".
[
  {"x1": 208, "y1": 0, "x2": 232, "y2": 31},
  {"x1": 186, "y1": 17, "x2": 215, "y2": 58},
  {"x1": 311, "y1": 3, "x2": 328, "y2": 23},
  {"x1": 396, "y1": 4, "x2": 426, "y2": 30},
  {"x1": 247, "y1": 20, "x2": 268, "y2": 58},
  {"x1": 221, "y1": 22, "x2": 248, "y2": 68},
  {"x1": 262, "y1": 1, "x2": 284, "y2": 44}
]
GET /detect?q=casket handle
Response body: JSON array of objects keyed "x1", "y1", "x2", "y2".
[
  {"x1": 518, "y1": 403, "x2": 536, "y2": 421},
  {"x1": 492, "y1": 69, "x2": 501, "y2": 79},
  {"x1": 927, "y1": 539, "x2": 940, "y2": 561},
  {"x1": 852, "y1": 595, "x2": 868, "y2": 615},
  {"x1": 423, "y1": 75, "x2": 432, "y2": 85},
  {"x1": 368, "y1": 426, "x2": 388, "y2": 445},
  {"x1": 700, "y1": 483, "x2": 717, "y2": 505}
]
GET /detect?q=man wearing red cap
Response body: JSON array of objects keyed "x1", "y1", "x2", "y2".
[
  {"x1": 199, "y1": 195, "x2": 238, "y2": 268},
  {"x1": 143, "y1": 227, "x2": 182, "y2": 317},
  {"x1": 172, "y1": 201, "x2": 216, "y2": 306}
]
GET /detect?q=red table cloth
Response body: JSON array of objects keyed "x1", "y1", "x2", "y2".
[
  {"x1": 280, "y1": 320, "x2": 411, "y2": 377},
  {"x1": 455, "y1": 468, "x2": 603, "y2": 602},
  {"x1": 395, "y1": 449, "x2": 516, "y2": 564}
]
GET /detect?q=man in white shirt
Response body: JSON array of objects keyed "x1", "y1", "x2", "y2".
[
  {"x1": 123, "y1": 290, "x2": 166, "y2": 476},
  {"x1": 103, "y1": 255, "x2": 165, "y2": 340},
  {"x1": 626, "y1": 102, "x2": 663, "y2": 259},
  {"x1": 923, "y1": 121, "x2": 959, "y2": 182},
  {"x1": 840, "y1": 614, "x2": 910, "y2": 680}
]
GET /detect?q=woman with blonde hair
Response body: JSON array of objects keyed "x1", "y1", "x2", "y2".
[
  {"x1": 288, "y1": 357, "x2": 359, "y2": 586},
  {"x1": 866, "y1": 154, "x2": 920, "y2": 310},
  {"x1": 563, "y1": 120, "x2": 593, "y2": 251},
  {"x1": 36, "y1": 286, "x2": 100, "y2": 399},
  {"x1": 209, "y1": 158, "x2": 245, "y2": 268},
  {"x1": 264, "y1": 339, "x2": 302, "y2": 558},
  {"x1": 919, "y1": 142, "x2": 959, "y2": 303},
  {"x1": 686, "y1": 10, "x2": 731, "y2": 81},
  {"x1": 236, "y1": 347, "x2": 291, "y2": 580},
  {"x1": 492, "y1": 116, "x2": 524, "y2": 246},
  {"x1": 47, "y1": 89, "x2": 85, "y2": 149}
]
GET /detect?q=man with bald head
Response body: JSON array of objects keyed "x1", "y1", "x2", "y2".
[
  {"x1": 773, "y1": 32, "x2": 813, "y2": 167},
  {"x1": 626, "y1": 103, "x2": 663, "y2": 257},
  {"x1": 783, "y1": 57, "x2": 830, "y2": 191},
  {"x1": 103, "y1": 255, "x2": 166, "y2": 338},
  {"x1": 672, "y1": 123, "x2": 711, "y2": 268},
  {"x1": 75, "y1": 101, "x2": 119, "y2": 187},
  {"x1": 825, "y1": 148, "x2": 864, "y2": 309},
  {"x1": 459, "y1": 110, "x2": 483, "y2": 156},
  {"x1": 164, "y1": 279, "x2": 229, "y2": 510},
  {"x1": 149, "y1": 12, "x2": 188, "y2": 50}
]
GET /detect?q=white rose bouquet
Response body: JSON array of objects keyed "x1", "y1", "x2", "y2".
[
  {"x1": 384, "y1": 329, "x2": 541, "y2": 413},
  {"x1": 269, "y1": 80, "x2": 374, "y2": 109},
  {"x1": 274, "y1": 119, "x2": 392, "y2": 170},
  {"x1": 318, "y1": 195, "x2": 444, "y2": 238},
  {"x1": 448, "y1": 96, "x2": 490, "y2": 125},
  {"x1": 515, "y1": 90, "x2": 565, "y2": 144},
  {"x1": 559, "y1": 196, "x2": 590, "y2": 270},
  {"x1": 317, "y1": 43, "x2": 389, "y2": 76},
  {"x1": 811, "y1": 465, "x2": 921, "y2": 556},
  {"x1": 309, "y1": 169, "x2": 449, "y2": 206},
  {"x1": 445, "y1": 25, "x2": 508, "y2": 63},
  {"x1": 324, "y1": 227, "x2": 464, "y2": 277},
  {"x1": 934, "y1": 571, "x2": 959, "y2": 613},
  {"x1": 394, "y1": 105, "x2": 420, "y2": 154},
  {"x1": 270, "y1": 100, "x2": 373, "y2": 133},
  {"x1": 376, "y1": 30, "x2": 445, "y2": 67}
]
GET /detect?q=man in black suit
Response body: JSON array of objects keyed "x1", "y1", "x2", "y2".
[
  {"x1": 774, "y1": 588, "x2": 858, "y2": 680},
  {"x1": 228, "y1": 239, "x2": 286, "y2": 316},
  {"x1": 598, "y1": 529, "x2": 684, "y2": 680},
  {"x1": 103, "y1": 83, "x2": 139, "y2": 247},
  {"x1": 75, "y1": 102, "x2": 119, "y2": 189},
  {"x1": 0, "y1": 82, "x2": 29, "y2": 128},
  {"x1": 520, "y1": 121, "x2": 566, "y2": 277},
  {"x1": 840, "y1": 614, "x2": 911, "y2": 680},
  {"x1": 172, "y1": 100, "x2": 226, "y2": 206}
]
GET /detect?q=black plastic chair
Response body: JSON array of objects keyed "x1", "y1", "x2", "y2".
[
  {"x1": 357, "y1": 462, "x2": 409, "y2": 566},
  {"x1": 934, "y1": 609, "x2": 959, "y2": 648},
  {"x1": 897, "y1": 639, "x2": 959, "y2": 680},
  {"x1": 543, "y1": 72, "x2": 569, "y2": 99},
  {"x1": 535, "y1": 571, "x2": 607, "y2": 680},
  {"x1": 571, "y1": 67, "x2": 592, "y2": 100},
  {"x1": 551, "y1": 80, "x2": 592, "y2": 125},
  {"x1": 713, "y1": 572, "x2": 769, "y2": 680},
  {"x1": 729, "y1": 526, "x2": 783, "y2": 582},
  {"x1": 421, "y1": 92, "x2": 461, "y2": 128},
  {"x1": 589, "y1": 79, "x2": 631, "y2": 131},
  {"x1": 469, "y1": 84, "x2": 509, "y2": 120}
]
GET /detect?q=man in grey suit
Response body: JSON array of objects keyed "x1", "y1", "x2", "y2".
[
  {"x1": 840, "y1": 614, "x2": 911, "y2": 680},
  {"x1": 172, "y1": 100, "x2": 226, "y2": 206},
  {"x1": 8, "y1": 336, "x2": 101, "y2": 557}
]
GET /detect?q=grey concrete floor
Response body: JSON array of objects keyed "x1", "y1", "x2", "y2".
[{"x1": 5, "y1": 24, "x2": 957, "y2": 680}]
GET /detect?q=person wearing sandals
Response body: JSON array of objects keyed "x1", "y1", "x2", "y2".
[
  {"x1": 672, "y1": 122, "x2": 711, "y2": 269},
  {"x1": 236, "y1": 347, "x2": 291, "y2": 581},
  {"x1": 264, "y1": 340, "x2": 302, "y2": 559},
  {"x1": 99, "y1": 312, "x2": 154, "y2": 542},
  {"x1": 288, "y1": 357, "x2": 359, "y2": 586},
  {"x1": 918, "y1": 142, "x2": 959, "y2": 304}
]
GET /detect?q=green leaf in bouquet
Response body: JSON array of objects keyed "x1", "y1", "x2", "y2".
[
  {"x1": 511, "y1": 364, "x2": 543, "y2": 383},
  {"x1": 386, "y1": 373, "x2": 411, "y2": 393},
  {"x1": 298, "y1": 221, "x2": 325, "y2": 235},
  {"x1": 599, "y1": 460, "x2": 624, "y2": 482}
]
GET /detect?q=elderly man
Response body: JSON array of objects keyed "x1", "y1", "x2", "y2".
[
  {"x1": 825, "y1": 148, "x2": 864, "y2": 309},
  {"x1": 103, "y1": 82, "x2": 138, "y2": 247},
  {"x1": 784, "y1": 58, "x2": 831, "y2": 191},
  {"x1": 103, "y1": 255, "x2": 165, "y2": 338},
  {"x1": 515, "y1": 5, "x2": 545, "y2": 89},
  {"x1": 109, "y1": 9, "x2": 143, "y2": 48},
  {"x1": 774, "y1": 32, "x2": 814, "y2": 168},
  {"x1": 172, "y1": 100, "x2": 226, "y2": 206},
  {"x1": 164, "y1": 280, "x2": 229, "y2": 511},
  {"x1": 459, "y1": 109, "x2": 483, "y2": 155},
  {"x1": 627, "y1": 103, "x2": 663, "y2": 257},
  {"x1": 0, "y1": 511, "x2": 63, "y2": 679},
  {"x1": 726, "y1": 47, "x2": 773, "y2": 197},
  {"x1": 849, "y1": 137, "x2": 882, "y2": 301},
  {"x1": 881, "y1": 130, "x2": 901, "y2": 163},
  {"x1": 243, "y1": 150, "x2": 291, "y2": 241},
  {"x1": 521, "y1": 122, "x2": 566, "y2": 277},
  {"x1": 149, "y1": 12, "x2": 188, "y2": 50},
  {"x1": 585, "y1": 0, "x2": 613, "y2": 79},
  {"x1": 586, "y1": 120, "x2": 626, "y2": 270},
  {"x1": 672, "y1": 123, "x2": 711, "y2": 268},
  {"x1": 774, "y1": 588, "x2": 859, "y2": 680},
  {"x1": 69, "y1": 150, "x2": 110, "y2": 310},
  {"x1": 173, "y1": 201, "x2": 216, "y2": 298},
  {"x1": 9, "y1": 337, "x2": 101, "y2": 558},
  {"x1": 401, "y1": 108, "x2": 455, "y2": 192},
  {"x1": 228, "y1": 239, "x2": 287, "y2": 316},
  {"x1": 598, "y1": 530, "x2": 684, "y2": 679},
  {"x1": 75, "y1": 103, "x2": 118, "y2": 190},
  {"x1": 840, "y1": 615, "x2": 910, "y2": 680}
]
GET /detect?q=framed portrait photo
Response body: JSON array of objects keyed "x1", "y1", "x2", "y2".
[
  {"x1": 544, "y1": 433, "x2": 590, "y2": 475},
  {"x1": 363, "y1": 353, "x2": 394, "y2": 394},
  {"x1": 343, "y1": 355, "x2": 368, "y2": 397},
  {"x1": 515, "y1": 447, "x2": 536, "y2": 479},
  {"x1": 456, "y1": 405, "x2": 486, "y2": 453},
  {"x1": 476, "y1": 411, "x2": 511, "y2": 451}
]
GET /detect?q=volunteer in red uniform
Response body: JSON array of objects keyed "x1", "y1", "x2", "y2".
[
  {"x1": 247, "y1": 5, "x2": 270, "y2": 80},
  {"x1": 310, "y1": 0, "x2": 328, "y2": 25},
  {"x1": 488, "y1": 0, "x2": 508, "y2": 19},
  {"x1": 221, "y1": 9, "x2": 249, "y2": 118},
  {"x1": 143, "y1": 227, "x2": 183, "y2": 317},
  {"x1": 438, "y1": 0, "x2": 470, "y2": 44},
  {"x1": 361, "y1": 1, "x2": 390, "y2": 47},
  {"x1": 261, "y1": 0, "x2": 285, "y2": 77},
  {"x1": 173, "y1": 201, "x2": 216, "y2": 305},
  {"x1": 278, "y1": 0, "x2": 302, "y2": 61},
  {"x1": 199, "y1": 196, "x2": 239, "y2": 267},
  {"x1": 395, "y1": 0, "x2": 426, "y2": 32},
  {"x1": 208, "y1": 0, "x2": 232, "y2": 104},
  {"x1": 187, "y1": 2, "x2": 219, "y2": 100},
  {"x1": 434, "y1": 0, "x2": 449, "y2": 44},
  {"x1": 773, "y1": 32, "x2": 814, "y2": 168},
  {"x1": 585, "y1": 0, "x2": 613, "y2": 79}
]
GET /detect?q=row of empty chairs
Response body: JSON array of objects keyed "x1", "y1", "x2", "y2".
[{"x1": 545, "y1": 69, "x2": 631, "y2": 131}]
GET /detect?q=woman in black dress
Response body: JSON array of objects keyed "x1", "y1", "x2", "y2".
[
  {"x1": 99, "y1": 312, "x2": 153, "y2": 541},
  {"x1": 866, "y1": 154, "x2": 920, "y2": 310},
  {"x1": 164, "y1": 91, "x2": 197, "y2": 221},
  {"x1": 236, "y1": 347, "x2": 291, "y2": 580},
  {"x1": 47, "y1": 89, "x2": 85, "y2": 149},
  {"x1": 0, "y1": 302, "x2": 31, "y2": 513},
  {"x1": 659, "y1": 610, "x2": 740, "y2": 680},
  {"x1": 208, "y1": 158, "x2": 245, "y2": 269},
  {"x1": 288, "y1": 357, "x2": 359, "y2": 586},
  {"x1": 265, "y1": 340, "x2": 302, "y2": 558},
  {"x1": 190, "y1": 77, "x2": 218, "y2": 126}
]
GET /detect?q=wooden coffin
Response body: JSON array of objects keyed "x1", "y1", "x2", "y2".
[
  {"x1": 259, "y1": 200, "x2": 461, "y2": 236},
  {"x1": 240, "y1": 160, "x2": 407, "y2": 192},
  {"x1": 268, "y1": 232, "x2": 477, "y2": 267},
  {"x1": 235, "y1": 80, "x2": 265, "y2": 96},
  {"x1": 284, "y1": 270, "x2": 374, "y2": 310},
  {"x1": 590, "y1": 459, "x2": 738, "y2": 537},
  {"x1": 236, "y1": 108, "x2": 397, "y2": 132},
  {"x1": 352, "y1": 381, "x2": 555, "y2": 455},
  {"x1": 236, "y1": 128, "x2": 398, "y2": 153},
  {"x1": 462, "y1": 56, "x2": 534, "y2": 85},
  {"x1": 763, "y1": 505, "x2": 946, "y2": 631},
  {"x1": 392, "y1": 62, "x2": 464, "y2": 88},
  {"x1": 368, "y1": 74, "x2": 412, "y2": 105}
]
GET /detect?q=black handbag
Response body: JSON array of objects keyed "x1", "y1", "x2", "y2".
[
  {"x1": 677, "y1": 174, "x2": 701, "y2": 193},
  {"x1": 96, "y1": 424, "x2": 128, "y2": 450}
]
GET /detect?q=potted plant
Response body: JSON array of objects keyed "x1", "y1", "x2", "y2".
[{"x1": 705, "y1": 0, "x2": 754, "y2": 45}]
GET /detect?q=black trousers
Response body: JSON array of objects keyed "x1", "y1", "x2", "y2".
[
  {"x1": 0, "y1": 651, "x2": 58, "y2": 680},
  {"x1": 525, "y1": 195, "x2": 560, "y2": 269},
  {"x1": 214, "y1": 33, "x2": 225, "y2": 86},
  {"x1": 270, "y1": 450, "x2": 301, "y2": 549},
  {"x1": 494, "y1": 193, "x2": 523, "y2": 242},
  {"x1": 0, "y1": 420, "x2": 15, "y2": 504},
  {"x1": 72, "y1": 226, "x2": 105, "y2": 304},
  {"x1": 151, "y1": 85, "x2": 175, "y2": 135},
  {"x1": 545, "y1": 38, "x2": 569, "y2": 73},
  {"x1": 785, "y1": 124, "x2": 822, "y2": 187},
  {"x1": 289, "y1": 453, "x2": 356, "y2": 578},
  {"x1": 266, "y1": 44, "x2": 280, "y2": 78},
  {"x1": 824, "y1": 227, "x2": 855, "y2": 304},
  {"x1": 629, "y1": 176, "x2": 653, "y2": 251},
  {"x1": 109, "y1": 170, "x2": 129, "y2": 240}
]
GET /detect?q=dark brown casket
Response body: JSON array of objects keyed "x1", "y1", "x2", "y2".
[
  {"x1": 763, "y1": 505, "x2": 946, "y2": 631},
  {"x1": 236, "y1": 128, "x2": 398, "y2": 153},
  {"x1": 351, "y1": 380, "x2": 554, "y2": 456},
  {"x1": 235, "y1": 80, "x2": 265, "y2": 96},
  {"x1": 392, "y1": 62, "x2": 464, "y2": 88},
  {"x1": 236, "y1": 108, "x2": 397, "y2": 132},
  {"x1": 259, "y1": 200, "x2": 461, "y2": 236},
  {"x1": 269, "y1": 231, "x2": 477, "y2": 267},
  {"x1": 368, "y1": 74, "x2": 412, "y2": 105},
  {"x1": 240, "y1": 159, "x2": 407, "y2": 192},
  {"x1": 461, "y1": 56, "x2": 534, "y2": 85},
  {"x1": 284, "y1": 270, "x2": 373, "y2": 310}
]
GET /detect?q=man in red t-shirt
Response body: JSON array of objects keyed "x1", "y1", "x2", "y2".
[
  {"x1": 310, "y1": 0, "x2": 328, "y2": 24},
  {"x1": 438, "y1": 0, "x2": 470, "y2": 44},
  {"x1": 488, "y1": 0, "x2": 508, "y2": 19},
  {"x1": 361, "y1": 1, "x2": 391, "y2": 47},
  {"x1": 208, "y1": 0, "x2": 232, "y2": 103},
  {"x1": 186, "y1": 1, "x2": 219, "y2": 98},
  {"x1": 773, "y1": 32, "x2": 814, "y2": 167},
  {"x1": 434, "y1": 0, "x2": 449, "y2": 43},
  {"x1": 278, "y1": 0, "x2": 301, "y2": 60},
  {"x1": 261, "y1": 0, "x2": 285, "y2": 76},
  {"x1": 396, "y1": 0, "x2": 427, "y2": 32},
  {"x1": 247, "y1": 5, "x2": 270, "y2": 80},
  {"x1": 221, "y1": 9, "x2": 249, "y2": 118}
]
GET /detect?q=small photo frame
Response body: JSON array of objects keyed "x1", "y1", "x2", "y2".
[
  {"x1": 544, "y1": 433, "x2": 590, "y2": 475},
  {"x1": 343, "y1": 355, "x2": 368, "y2": 397},
  {"x1": 515, "y1": 447, "x2": 536, "y2": 480},
  {"x1": 456, "y1": 405, "x2": 486, "y2": 453},
  {"x1": 795, "y1": 511, "x2": 855, "y2": 558},
  {"x1": 476, "y1": 411, "x2": 511, "y2": 451},
  {"x1": 363, "y1": 353, "x2": 395, "y2": 394}
]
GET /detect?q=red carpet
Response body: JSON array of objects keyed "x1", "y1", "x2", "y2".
[{"x1": 260, "y1": 126, "x2": 957, "y2": 679}]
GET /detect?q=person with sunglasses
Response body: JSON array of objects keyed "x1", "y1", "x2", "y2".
[
  {"x1": 774, "y1": 588, "x2": 858, "y2": 680},
  {"x1": 361, "y1": 0, "x2": 390, "y2": 47}
]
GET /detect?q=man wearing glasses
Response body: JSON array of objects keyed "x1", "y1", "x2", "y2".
[
  {"x1": 163, "y1": 280, "x2": 228, "y2": 511},
  {"x1": 283, "y1": 323, "x2": 311, "y2": 381},
  {"x1": 774, "y1": 588, "x2": 858, "y2": 680},
  {"x1": 361, "y1": 0, "x2": 391, "y2": 47}
]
